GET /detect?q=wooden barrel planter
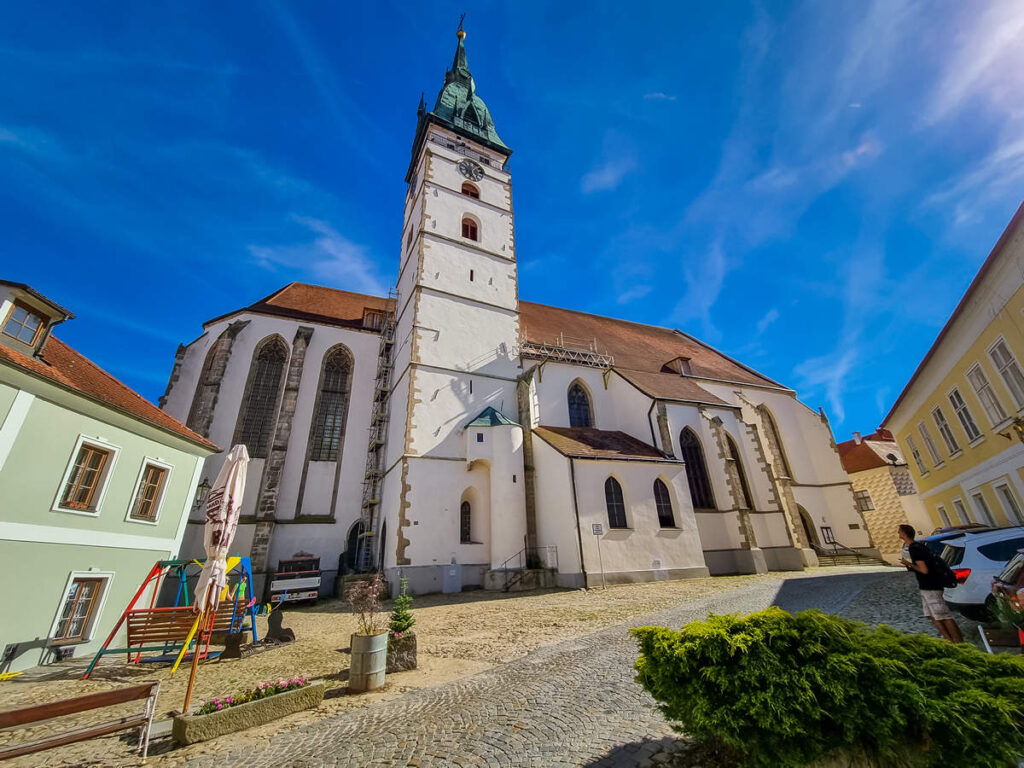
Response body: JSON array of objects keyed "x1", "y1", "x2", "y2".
[{"x1": 349, "y1": 632, "x2": 387, "y2": 692}]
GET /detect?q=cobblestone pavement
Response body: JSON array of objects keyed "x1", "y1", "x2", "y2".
[{"x1": 174, "y1": 568, "x2": 896, "y2": 768}]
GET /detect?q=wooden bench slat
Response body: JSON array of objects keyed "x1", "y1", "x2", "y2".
[
  {"x1": 0, "y1": 683, "x2": 158, "y2": 729},
  {"x1": 0, "y1": 715, "x2": 149, "y2": 760}
]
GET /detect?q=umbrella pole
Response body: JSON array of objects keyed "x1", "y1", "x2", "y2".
[{"x1": 182, "y1": 585, "x2": 214, "y2": 713}]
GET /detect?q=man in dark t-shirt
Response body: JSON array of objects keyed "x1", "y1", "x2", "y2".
[{"x1": 897, "y1": 524, "x2": 963, "y2": 642}]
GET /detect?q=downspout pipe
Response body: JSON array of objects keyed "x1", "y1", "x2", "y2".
[
  {"x1": 568, "y1": 456, "x2": 588, "y2": 589},
  {"x1": 647, "y1": 398, "x2": 659, "y2": 452}
]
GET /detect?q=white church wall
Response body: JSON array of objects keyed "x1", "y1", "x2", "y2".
[
  {"x1": 663, "y1": 404, "x2": 735, "y2": 513},
  {"x1": 792, "y1": 484, "x2": 873, "y2": 550},
  {"x1": 572, "y1": 459, "x2": 708, "y2": 584},
  {"x1": 609, "y1": 374, "x2": 662, "y2": 445},
  {"x1": 693, "y1": 510, "x2": 745, "y2": 551},
  {"x1": 531, "y1": 363, "x2": 610, "y2": 429},
  {"x1": 750, "y1": 512, "x2": 794, "y2": 548},
  {"x1": 418, "y1": 239, "x2": 517, "y2": 310},
  {"x1": 422, "y1": 184, "x2": 514, "y2": 257},
  {"x1": 411, "y1": 292, "x2": 519, "y2": 378},
  {"x1": 531, "y1": 438, "x2": 583, "y2": 586}
]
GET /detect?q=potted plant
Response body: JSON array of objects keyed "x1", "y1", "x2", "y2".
[
  {"x1": 347, "y1": 573, "x2": 388, "y2": 692},
  {"x1": 387, "y1": 577, "x2": 417, "y2": 672}
]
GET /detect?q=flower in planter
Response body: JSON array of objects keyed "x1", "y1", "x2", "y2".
[{"x1": 347, "y1": 573, "x2": 388, "y2": 635}]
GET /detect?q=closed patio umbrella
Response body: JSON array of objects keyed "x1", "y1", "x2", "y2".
[{"x1": 183, "y1": 444, "x2": 249, "y2": 712}]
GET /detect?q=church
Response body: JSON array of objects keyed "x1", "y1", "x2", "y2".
[{"x1": 160, "y1": 28, "x2": 876, "y2": 596}]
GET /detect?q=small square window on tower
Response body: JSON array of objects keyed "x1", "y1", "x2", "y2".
[{"x1": 476, "y1": 433, "x2": 484, "y2": 443}]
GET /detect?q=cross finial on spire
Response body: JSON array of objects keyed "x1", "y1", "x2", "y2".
[{"x1": 457, "y1": 13, "x2": 466, "y2": 39}]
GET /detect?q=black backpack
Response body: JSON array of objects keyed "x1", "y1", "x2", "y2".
[{"x1": 929, "y1": 551, "x2": 958, "y2": 589}]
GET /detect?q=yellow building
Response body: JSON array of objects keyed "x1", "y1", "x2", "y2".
[{"x1": 884, "y1": 202, "x2": 1024, "y2": 531}]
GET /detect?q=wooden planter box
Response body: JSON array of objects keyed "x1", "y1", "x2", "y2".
[
  {"x1": 387, "y1": 633, "x2": 417, "y2": 672},
  {"x1": 172, "y1": 682, "x2": 325, "y2": 745}
]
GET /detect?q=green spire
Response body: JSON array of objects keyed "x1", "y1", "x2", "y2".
[{"x1": 429, "y1": 26, "x2": 509, "y2": 153}]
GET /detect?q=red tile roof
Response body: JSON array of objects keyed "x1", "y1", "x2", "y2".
[
  {"x1": 533, "y1": 426, "x2": 667, "y2": 460},
  {"x1": 883, "y1": 201, "x2": 1024, "y2": 427},
  {"x1": 206, "y1": 282, "x2": 393, "y2": 330},
  {"x1": 518, "y1": 301, "x2": 782, "y2": 400},
  {"x1": 836, "y1": 430, "x2": 900, "y2": 473},
  {"x1": 0, "y1": 337, "x2": 217, "y2": 451}
]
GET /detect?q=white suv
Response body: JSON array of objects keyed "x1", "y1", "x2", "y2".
[{"x1": 940, "y1": 527, "x2": 1024, "y2": 620}]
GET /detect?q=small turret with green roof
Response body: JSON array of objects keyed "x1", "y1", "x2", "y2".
[{"x1": 406, "y1": 23, "x2": 511, "y2": 180}]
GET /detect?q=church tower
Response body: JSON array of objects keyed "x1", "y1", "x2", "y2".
[{"x1": 377, "y1": 26, "x2": 527, "y2": 593}]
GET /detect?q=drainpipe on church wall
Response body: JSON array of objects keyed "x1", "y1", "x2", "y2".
[{"x1": 568, "y1": 457, "x2": 588, "y2": 589}]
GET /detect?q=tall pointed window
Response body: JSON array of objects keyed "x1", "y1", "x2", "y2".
[
  {"x1": 460, "y1": 501, "x2": 472, "y2": 543},
  {"x1": 568, "y1": 382, "x2": 592, "y2": 427},
  {"x1": 726, "y1": 434, "x2": 753, "y2": 510},
  {"x1": 236, "y1": 338, "x2": 287, "y2": 458},
  {"x1": 461, "y1": 182, "x2": 480, "y2": 199},
  {"x1": 678, "y1": 428, "x2": 715, "y2": 509},
  {"x1": 309, "y1": 347, "x2": 353, "y2": 462},
  {"x1": 759, "y1": 407, "x2": 793, "y2": 479},
  {"x1": 653, "y1": 479, "x2": 675, "y2": 528},
  {"x1": 462, "y1": 217, "x2": 478, "y2": 241},
  {"x1": 605, "y1": 477, "x2": 627, "y2": 529}
]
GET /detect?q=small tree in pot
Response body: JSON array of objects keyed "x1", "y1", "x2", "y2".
[
  {"x1": 387, "y1": 577, "x2": 417, "y2": 672},
  {"x1": 347, "y1": 573, "x2": 388, "y2": 692}
]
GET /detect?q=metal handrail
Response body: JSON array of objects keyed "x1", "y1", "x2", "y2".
[{"x1": 499, "y1": 546, "x2": 558, "y2": 591}]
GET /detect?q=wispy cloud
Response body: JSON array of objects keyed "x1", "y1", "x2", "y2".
[
  {"x1": 925, "y1": 137, "x2": 1024, "y2": 225},
  {"x1": 249, "y1": 216, "x2": 385, "y2": 296},
  {"x1": 581, "y1": 154, "x2": 637, "y2": 194},
  {"x1": 643, "y1": 92, "x2": 677, "y2": 101},
  {"x1": 756, "y1": 308, "x2": 779, "y2": 335},
  {"x1": 616, "y1": 285, "x2": 653, "y2": 304}
]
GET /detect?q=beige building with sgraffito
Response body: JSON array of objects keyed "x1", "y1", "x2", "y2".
[{"x1": 837, "y1": 430, "x2": 933, "y2": 562}]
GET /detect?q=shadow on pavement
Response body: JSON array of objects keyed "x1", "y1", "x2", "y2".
[
  {"x1": 581, "y1": 735, "x2": 742, "y2": 768},
  {"x1": 769, "y1": 569, "x2": 892, "y2": 615}
]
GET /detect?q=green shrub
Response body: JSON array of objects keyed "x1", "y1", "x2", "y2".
[
  {"x1": 632, "y1": 608, "x2": 1024, "y2": 768},
  {"x1": 389, "y1": 577, "x2": 415, "y2": 637}
]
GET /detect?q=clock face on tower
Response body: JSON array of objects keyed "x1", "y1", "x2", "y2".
[{"x1": 457, "y1": 159, "x2": 484, "y2": 181}]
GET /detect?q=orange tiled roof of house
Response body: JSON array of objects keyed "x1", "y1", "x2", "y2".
[
  {"x1": 533, "y1": 426, "x2": 666, "y2": 460},
  {"x1": 0, "y1": 337, "x2": 218, "y2": 451},
  {"x1": 836, "y1": 430, "x2": 900, "y2": 473}
]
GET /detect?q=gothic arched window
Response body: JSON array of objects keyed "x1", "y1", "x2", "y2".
[
  {"x1": 727, "y1": 434, "x2": 754, "y2": 510},
  {"x1": 760, "y1": 406, "x2": 793, "y2": 479},
  {"x1": 654, "y1": 478, "x2": 675, "y2": 528},
  {"x1": 461, "y1": 182, "x2": 480, "y2": 199},
  {"x1": 235, "y1": 337, "x2": 288, "y2": 458},
  {"x1": 679, "y1": 428, "x2": 715, "y2": 510},
  {"x1": 309, "y1": 346, "x2": 353, "y2": 462},
  {"x1": 605, "y1": 477, "x2": 627, "y2": 529},
  {"x1": 460, "y1": 501, "x2": 472, "y2": 543},
  {"x1": 462, "y1": 217, "x2": 478, "y2": 241},
  {"x1": 568, "y1": 382, "x2": 592, "y2": 428}
]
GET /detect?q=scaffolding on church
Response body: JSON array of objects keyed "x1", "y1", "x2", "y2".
[
  {"x1": 355, "y1": 288, "x2": 398, "y2": 573},
  {"x1": 517, "y1": 331, "x2": 615, "y2": 369}
]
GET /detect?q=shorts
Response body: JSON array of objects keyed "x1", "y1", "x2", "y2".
[{"x1": 920, "y1": 589, "x2": 953, "y2": 621}]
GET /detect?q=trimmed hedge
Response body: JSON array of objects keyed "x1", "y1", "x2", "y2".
[{"x1": 632, "y1": 608, "x2": 1024, "y2": 768}]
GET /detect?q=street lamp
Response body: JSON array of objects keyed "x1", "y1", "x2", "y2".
[{"x1": 193, "y1": 477, "x2": 212, "y2": 508}]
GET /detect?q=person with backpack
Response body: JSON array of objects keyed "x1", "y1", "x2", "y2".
[{"x1": 897, "y1": 524, "x2": 963, "y2": 643}]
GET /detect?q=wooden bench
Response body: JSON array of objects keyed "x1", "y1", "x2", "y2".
[
  {"x1": 0, "y1": 681, "x2": 159, "y2": 761},
  {"x1": 124, "y1": 603, "x2": 243, "y2": 662}
]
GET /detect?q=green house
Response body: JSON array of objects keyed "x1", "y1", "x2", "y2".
[{"x1": 0, "y1": 280, "x2": 218, "y2": 673}]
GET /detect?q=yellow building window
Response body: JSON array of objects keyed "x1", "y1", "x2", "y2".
[
  {"x1": 966, "y1": 365, "x2": 1007, "y2": 426},
  {"x1": 989, "y1": 340, "x2": 1024, "y2": 409}
]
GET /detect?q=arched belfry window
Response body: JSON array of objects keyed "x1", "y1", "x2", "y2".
[
  {"x1": 654, "y1": 479, "x2": 675, "y2": 528},
  {"x1": 462, "y1": 217, "x2": 478, "y2": 241},
  {"x1": 309, "y1": 346, "x2": 353, "y2": 462},
  {"x1": 460, "y1": 501, "x2": 472, "y2": 544},
  {"x1": 727, "y1": 434, "x2": 754, "y2": 510},
  {"x1": 461, "y1": 182, "x2": 480, "y2": 199},
  {"x1": 759, "y1": 406, "x2": 793, "y2": 480},
  {"x1": 605, "y1": 477, "x2": 627, "y2": 529},
  {"x1": 679, "y1": 427, "x2": 715, "y2": 510},
  {"x1": 236, "y1": 337, "x2": 288, "y2": 458},
  {"x1": 568, "y1": 382, "x2": 592, "y2": 428}
]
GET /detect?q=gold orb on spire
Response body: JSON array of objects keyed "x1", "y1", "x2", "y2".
[{"x1": 457, "y1": 28, "x2": 466, "y2": 39}]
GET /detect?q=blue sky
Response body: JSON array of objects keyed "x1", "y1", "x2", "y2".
[{"x1": 2, "y1": 1, "x2": 1022, "y2": 439}]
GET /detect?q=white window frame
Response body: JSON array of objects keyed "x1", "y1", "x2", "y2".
[
  {"x1": 917, "y1": 422, "x2": 943, "y2": 467},
  {"x1": 904, "y1": 435, "x2": 928, "y2": 476},
  {"x1": 951, "y1": 497, "x2": 971, "y2": 525},
  {"x1": 47, "y1": 570, "x2": 115, "y2": 645},
  {"x1": 947, "y1": 386, "x2": 982, "y2": 444},
  {"x1": 52, "y1": 435, "x2": 121, "y2": 517},
  {"x1": 988, "y1": 337, "x2": 1024, "y2": 410},
  {"x1": 995, "y1": 483, "x2": 1024, "y2": 525},
  {"x1": 931, "y1": 406, "x2": 960, "y2": 455},
  {"x1": 966, "y1": 363, "x2": 1008, "y2": 427},
  {"x1": 936, "y1": 504, "x2": 951, "y2": 527},
  {"x1": 124, "y1": 457, "x2": 174, "y2": 526},
  {"x1": 970, "y1": 491, "x2": 994, "y2": 526}
]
